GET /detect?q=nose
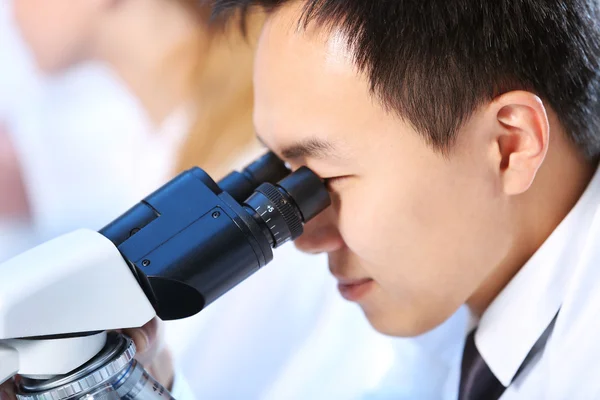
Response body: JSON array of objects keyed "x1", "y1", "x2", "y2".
[{"x1": 294, "y1": 207, "x2": 344, "y2": 254}]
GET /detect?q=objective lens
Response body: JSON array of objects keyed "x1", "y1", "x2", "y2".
[
  {"x1": 17, "y1": 333, "x2": 173, "y2": 400},
  {"x1": 113, "y1": 359, "x2": 173, "y2": 400},
  {"x1": 244, "y1": 167, "x2": 331, "y2": 248}
]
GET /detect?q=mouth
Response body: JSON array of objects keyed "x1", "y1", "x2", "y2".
[{"x1": 336, "y1": 278, "x2": 374, "y2": 302}]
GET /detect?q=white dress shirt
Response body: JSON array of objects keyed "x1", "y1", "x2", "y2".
[{"x1": 462, "y1": 164, "x2": 600, "y2": 399}]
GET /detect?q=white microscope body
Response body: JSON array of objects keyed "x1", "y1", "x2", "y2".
[{"x1": 0, "y1": 229, "x2": 155, "y2": 385}]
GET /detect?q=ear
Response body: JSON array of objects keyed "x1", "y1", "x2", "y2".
[{"x1": 491, "y1": 91, "x2": 550, "y2": 195}]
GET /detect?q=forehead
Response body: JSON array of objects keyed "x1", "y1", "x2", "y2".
[{"x1": 253, "y1": 4, "x2": 390, "y2": 156}]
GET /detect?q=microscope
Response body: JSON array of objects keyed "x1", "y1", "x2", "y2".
[{"x1": 0, "y1": 152, "x2": 331, "y2": 399}]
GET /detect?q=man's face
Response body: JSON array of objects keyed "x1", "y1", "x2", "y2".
[{"x1": 254, "y1": 5, "x2": 514, "y2": 336}]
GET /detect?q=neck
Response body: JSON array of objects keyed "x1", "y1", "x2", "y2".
[
  {"x1": 468, "y1": 119, "x2": 598, "y2": 316},
  {"x1": 92, "y1": 0, "x2": 206, "y2": 125}
]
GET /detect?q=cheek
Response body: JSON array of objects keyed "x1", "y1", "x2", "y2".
[
  {"x1": 338, "y1": 152, "x2": 512, "y2": 301},
  {"x1": 13, "y1": 0, "x2": 38, "y2": 39},
  {"x1": 335, "y1": 180, "x2": 402, "y2": 266},
  {"x1": 14, "y1": 0, "x2": 93, "y2": 71}
]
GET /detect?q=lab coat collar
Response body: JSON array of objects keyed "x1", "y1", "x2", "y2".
[{"x1": 475, "y1": 164, "x2": 600, "y2": 387}]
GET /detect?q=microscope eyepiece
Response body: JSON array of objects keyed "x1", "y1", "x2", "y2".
[
  {"x1": 243, "y1": 151, "x2": 290, "y2": 187},
  {"x1": 277, "y1": 166, "x2": 331, "y2": 223},
  {"x1": 218, "y1": 151, "x2": 290, "y2": 202},
  {"x1": 244, "y1": 167, "x2": 330, "y2": 247}
]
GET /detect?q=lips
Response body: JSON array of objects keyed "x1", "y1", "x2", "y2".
[{"x1": 336, "y1": 277, "x2": 374, "y2": 301}]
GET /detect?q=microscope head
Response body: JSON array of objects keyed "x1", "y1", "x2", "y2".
[
  {"x1": 0, "y1": 229, "x2": 155, "y2": 340},
  {"x1": 0, "y1": 151, "x2": 332, "y2": 386}
]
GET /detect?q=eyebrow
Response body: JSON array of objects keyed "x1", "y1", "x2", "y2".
[
  {"x1": 257, "y1": 135, "x2": 341, "y2": 161},
  {"x1": 281, "y1": 138, "x2": 339, "y2": 160}
]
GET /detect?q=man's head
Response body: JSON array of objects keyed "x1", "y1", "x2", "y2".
[{"x1": 214, "y1": 0, "x2": 600, "y2": 336}]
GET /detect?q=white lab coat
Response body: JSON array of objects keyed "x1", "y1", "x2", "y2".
[{"x1": 451, "y1": 163, "x2": 600, "y2": 400}]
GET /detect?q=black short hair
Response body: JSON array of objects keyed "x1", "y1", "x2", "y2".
[{"x1": 213, "y1": 1, "x2": 600, "y2": 158}]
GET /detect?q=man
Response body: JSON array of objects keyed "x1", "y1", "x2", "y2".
[{"x1": 206, "y1": 1, "x2": 600, "y2": 399}]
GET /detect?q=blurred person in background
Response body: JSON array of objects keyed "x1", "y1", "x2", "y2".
[
  {"x1": 0, "y1": 0, "x2": 468, "y2": 399},
  {"x1": 0, "y1": 0, "x2": 184, "y2": 393}
]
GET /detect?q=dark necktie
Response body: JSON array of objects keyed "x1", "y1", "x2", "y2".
[{"x1": 458, "y1": 330, "x2": 506, "y2": 400}]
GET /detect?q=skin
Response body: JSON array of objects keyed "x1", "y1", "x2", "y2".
[
  {"x1": 12, "y1": 0, "x2": 203, "y2": 124},
  {"x1": 12, "y1": 0, "x2": 99, "y2": 73},
  {"x1": 253, "y1": 3, "x2": 596, "y2": 337}
]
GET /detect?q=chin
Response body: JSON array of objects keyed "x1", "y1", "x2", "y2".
[
  {"x1": 33, "y1": 49, "x2": 81, "y2": 76},
  {"x1": 361, "y1": 305, "x2": 449, "y2": 338},
  {"x1": 30, "y1": 54, "x2": 61, "y2": 75}
]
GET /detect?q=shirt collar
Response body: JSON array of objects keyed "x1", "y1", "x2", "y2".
[{"x1": 475, "y1": 164, "x2": 600, "y2": 386}]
